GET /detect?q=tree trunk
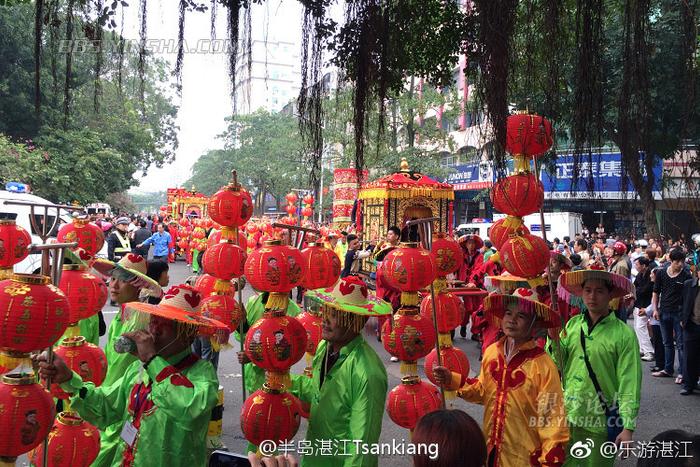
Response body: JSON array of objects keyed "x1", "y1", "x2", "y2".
[
  {"x1": 406, "y1": 76, "x2": 415, "y2": 148},
  {"x1": 637, "y1": 182, "x2": 659, "y2": 237}
]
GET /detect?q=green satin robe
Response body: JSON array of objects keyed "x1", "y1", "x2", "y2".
[
  {"x1": 290, "y1": 335, "x2": 388, "y2": 467},
  {"x1": 61, "y1": 349, "x2": 219, "y2": 467},
  {"x1": 103, "y1": 311, "x2": 138, "y2": 387}
]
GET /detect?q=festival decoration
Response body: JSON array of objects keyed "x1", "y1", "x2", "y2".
[
  {"x1": 28, "y1": 412, "x2": 100, "y2": 467},
  {"x1": 382, "y1": 307, "x2": 436, "y2": 375},
  {"x1": 424, "y1": 346, "x2": 470, "y2": 400},
  {"x1": 58, "y1": 265, "x2": 108, "y2": 326},
  {"x1": 240, "y1": 384, "x2": 301, "y2": 447},
  {"x1": 332, "y1": 168, "x2": 367, "y2": 226},
  {"x1": 300, "y1": 243, "x2": 341, "y2": 290},
  {"x1": 431, "y1": 233, "x2": 462, "y2": 277},
  {"x1": 202, "y1": 241, "x2": 247, "y2": 281},
  {"x1": 500, "y1": 234, "x2": 550, "y2": 286},
  {"x1": 380, "y1": 243, "x2": 437, "y2": 306},
  {"x1": 386, "y1": 376, "x2": 441, "y2": 430},
  {"x1": 296, "y1": 310, "x2": 322, "y2": 377},
  {"x1": 0, "y1": 220, "x2": 31, "y2": 279},
  {"x1": 244, "y1": 241, "x2": 305, "y2": 297},
  {"x1": 0, "y1": 373, "x2": 55, "y2": 460},
  {"x1": 207, "y1": 182, "x2": 253, "y2": 228},
  {"x1": 488, "y1": 216, "x2": 530, "y2": 250},
  {"x1": 505, "y1": 112, "x2": 554, "y2": 159},
  {"x1": 420, "y1": 291, "x2": 463, "y2": 342},
  {"x1": 49, "y1": 337, "x2": 107, "y2": 400},
  {"x1": 56, "y1": 217, "x2": 105, "y2": 259},
  {"x1": 200, "y1": 293, "x2": 244, "y2": 334},
  {"x1": 490, "y1": 173, "x2": 544, "y2": 218}
]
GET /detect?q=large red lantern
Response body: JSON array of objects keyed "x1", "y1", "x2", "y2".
[
  {"x1": 0, "y1": 373, "x2": 55, "y2": 458},
  {"x1": 57, "y1": 218, "x2": 105, "y2": 258},
  {"x1": 420, "y1": 291, "x2": 463, "y2": 334},
  {"x1": 286, "y1": 205, "x2": 296, "y2": 216},
  {"x1": 50, "y1": 336, "x2": 107, "y2": 400},
  {"x1": 500, "y1": 234, "x2": 550, "y2": 283},
  {"x1": 58, "y1": 265, "x2": 107, "y2": 324},
  {"x1": 424, "y1": 346, "x2": 470, "y2": 390},
  {"x1": 505, "y1": 113, "x2": 554, "y2": 159},
  {"x1": 0, "y1": 274, "x2": 70, "y2": 354},
  {"x1": 200, "y1": 293, "x2": 244, "y2": 334},
  {"x1": 178, "y1": 218, "x2": 189, "y2": 227},
  {"x1": 285, "y1": 192, "x2": 298, "y2": 204},
  {"x1": 301, "y1": 207, "x2": 313, "y2": 218},
  {"x1": 207, "y1": 229, "x2": 246, "y2": 248},
  {"x1": 296, "y1": 311, "x2": 322, "y2": 356},
  {"x1": 28, "y1": 412, "x2": 100, "y2": 467},
  {"x1": 381, "y1": 243, "x2": 437, "y2": 293},
  {"x1": 194, "y1": 274, "x2": 221, "y2": 297},
  {"x1": 431, "y1": 233, "x2": 463, "y2": 277},
  {"x1": 381, "y1": 308, "x2": 436, "y2": 375},
  {"x1": 244, "y1": 240, "x2": 305, "y2": 293},
  {"x1": 192, "y1": 228, "x2": 206, "y2": 240},
  {"x1": 0, "y1": 220, "x2": 31, "y2": 279},
  {"x1": 208, "y1": 185, "x2": 253, "y2": 228},
  {"x1": 244, "y1": 310, "x2": 307, "y2": 374},
  {"x1": 386, "y1": 376, "x2": 441, "y2": 430},
  {"x1": 202, "y1": 241, "x2": 247, "y2": 280},
  {"x1": 240, "y1": 385, "x2": 301, "y2": 446},
  {"x1": 300, "y1": 243, "x2": 341, "y2": 290},
  {"x1": 177, "y1": 239, "x2": 189, "y2": 250},
  {"x1": 489, "y1": 216, "x2": 530, "y2": 250},
  {"x1": 491, "y1": 174, "x2": 544, "y2": 217}
]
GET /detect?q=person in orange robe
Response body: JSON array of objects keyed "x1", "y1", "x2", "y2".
[{"x1": 457, "y1": 234, "x2": 484, "y2": 338}]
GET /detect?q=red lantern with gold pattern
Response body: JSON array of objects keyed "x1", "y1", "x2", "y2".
[
  {"x1": 381, "y1": 243, "x2": 437, "y2": 292},
  {"x1": 194, "y1": 274, "x2": 219, "y2": 297},
  {"x1": 49, "y1": 336, "x2": 107, "y2": 400},
  {"x1": 500, "y1": 234, "x2": 550, "y2": 281},
  {"x1": 58, "y1": 265, "x2": 108, "y2": 324},
  {"x1": 57, "y1": 218, "x2": 105, "y2": 258},
  {"x1": 424, "y1": 345, "x2": 470, "y2": 389},
  {"x1": 386, "y1": 376, "x2": 441, "y2": 430},
  {"x1": 28, "y1": 412, "x2": 100, "y2": 467},
  {"x1": 489, "y1": 216, "x2": 530, "y2": 250},
  {"x1": 300, "y1": 243, "x2": 341, "y2": 290},
  {"x1": 285, "y1": 192, "x2": 298, "y2": 204},
  {"x1": 0, "y1": 274, "x2": 70, "y2": 354},
  {"x1": 240, "y1": 384, "x2": 301, "y2": 446},
  {"x1": 431, "y1": 233, "x2": 463, "y2": 277},
  {"x1": 506, "y1": 113, "x2": 554, "y2": 159},
  {"x1": 381, "y1": 307, "x2": 436, "y2": 374},
  {"x1": 244, "y1": 240, "x2": 305, "y2": 293},
  {"x1": 244, "y1": 310, "x2": 308, "y2": 373},
  {"x1": 491, "y1": 174, "x2": 544, "y2": 217},
  {"x1": 202, "y1": 241, "x2": 247, "y2": 280},
  {"x1": 208, "y1": 185, "x2": 253, "y2": 228},
  {"x1": 207, "y1": 229, "x2": 247, "y2": 248},
  {"x1": 296, "y1": 311, "x2": 322, "y2": 355},
  {"x1": 420, "y1": 291, "x2": 463, "y2": 334},
  {"x1": 0, "y1": 220, "x2": 31, "y2": 279},
  {"x1": 177, "y1": 239, "x2": 189, "y2": 250},
  {"x1": 200, "y1": 293, "x2": 244, "y2": 334},
  {"x1": 0, "y1": 373, "x2": 55, "y2": 458},
  {"x1": 301, "y1": 207, "x2": 313, "y2": 218}
]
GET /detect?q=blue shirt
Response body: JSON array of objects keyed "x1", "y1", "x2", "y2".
[{"x1": 141, "y1": 231, "x2": 172, "y2": 257}]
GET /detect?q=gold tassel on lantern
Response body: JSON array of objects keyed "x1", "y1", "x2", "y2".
[
  {"x1": 400, "y1": 292, "x2": 419, "y2": 307},
  {"x1": 400, "y1": 360, "x2": 418, "y2": 376},
  {"x1": 0, "y1": 350, "x2": 31, "y2": 374},
  {"x1": 213, "y1": 279, "x2": 232, "y2": 294},
  {"x1": 438, "y1": 333, "x2": 453, "y2": 348},
  {"x1": 265, "y1": 292, "x2": 289, "y2": 312},
  {"x1": 265, "y1": 370, "x2": 292, "y2": 391},
  {"x1": 304, "y1": 353, "x2": 313, "y2": 378}
]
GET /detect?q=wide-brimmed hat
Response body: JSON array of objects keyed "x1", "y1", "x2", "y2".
[
  {"x1": 559, "y1": 269, "x2": 631, "y2": 299},
  {"x1": 484, "y1": 287, "x2": 559, "y2": 329},
  {"x1": 92, "y1": 253, "x2": 161, "y2": 293},
  {"x1": 124, "y1": 284, "x2": 229, "y2": 338},
  {"x1": 458, "y1": 234, "x2": 484, "y2": 250},
  {"x1": 550, "y1": 251, "x2": 573, "y2": 270},
  {"x1": 484, "y1": 274, "x2": 530, "y2": 293}
]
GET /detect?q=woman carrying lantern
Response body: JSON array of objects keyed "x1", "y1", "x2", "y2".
[
  {"x1": 433, "y1": 288, "x2": 569, "y2": 467},
  {"x1": 457, "y1": 234, "x2": 485, "y2": 339},
  {"x1": 291, "y1": 276, "x2": 392, "y2": 466}
]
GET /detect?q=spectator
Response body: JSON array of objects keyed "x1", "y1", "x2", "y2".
[
  {"x1": 574, "y1": 239, "x2": 590, "y2": 268},
  {"x1": 649, "y1": 267, "x2": 666, "y2": 373},
  {"x1": 482, "y1": 240, "x2": 496, "y2": 262},
  {"x1": 570, "y1": 253, "x2": 584, "y2": 271},
  {"x1": 596, "y1": 222, "x2": 605, "y2": 238},
  {"x1": 679, "y1": 267, "x2": 700, "y2": 395},
  {"x1": 412, "y1": 410, "x2": 487, "y2": 467},
  {"x1": 652, "y1": 248, "x2": 692, "y2": 382},
  {"x1": 131, "y1": 220, "x2": 152, "y2": 257},
  {"x1": 137, "y1": 223, "x2": 173, "y2": 262},
  {"x1": 340, "y1": 234, "x2": 375, "y2": 278},
  {"x1": 633, "y1": 257, "x2": 655, "y2": 362}
]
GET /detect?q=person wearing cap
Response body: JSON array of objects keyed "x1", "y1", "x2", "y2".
[
  {"x1": 548, "y1": 270, "x2": 641, "y2": 467},
  {"x1": 36, "y1": 284, "x2": 224, "y2": 467},
  {"x1": 458, "y1": 234, "x2": 484, "y2": 339},
  {"x1": 433, "y1": 288, "x2": 569, "y2": 467},
  {"x1": 290, "y1": 276, "x2": 391, "y2": 466},
  {"x1": 107, "y1": 217, "x2": 133, "y2": 262}
]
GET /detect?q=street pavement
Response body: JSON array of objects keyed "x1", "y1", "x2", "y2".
[{"x1": 22, "y1": 261, "x2": 699, "y2": 466}]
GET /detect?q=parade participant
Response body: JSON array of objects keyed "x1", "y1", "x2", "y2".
[
  {"x1": 548, "y1": 269, "x2": 641, "y2": 467},
  {"x1": 467, "y1": 254, "x2": 503, "y2": 349},
  {"x1": 291, "y1": 276, "x2": 391, "y2": 466},
  {"x1": 340, "y1": 234, "x2": 375, "y2": 277},
  {"x1": 335, "y1": 231, "x2": 349, "y2": 269},
  {"x1": 137, "y1": 223, "x2": 174, "y2": 262},
  {"x1": 168, "y1": 220, "x2": 179, "y2": 263},
  {"x1": 107, "y1": 217, "x2": 132, "y2": 262},
  {"x1": 36, "y1": 285, "x2": 225, "y2": 467},
  {"x1": 373, "y1": 226, "x2": 401, "y2": 347},
  {"x1": 457, "y1": 234, "x2": 484, "y2": 338},
  {"x1": 143, "y1": 260, "x2": 170, "y2": 304},
  {"x1": 433, "y1": 288, "x2": 569, "y2": 467}
]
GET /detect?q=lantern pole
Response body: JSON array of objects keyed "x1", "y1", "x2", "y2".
[{"x1": 405, "y1": 217, "x2": 445, "y2": 409}]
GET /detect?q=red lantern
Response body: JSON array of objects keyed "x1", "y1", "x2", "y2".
[
  {"x1": 202, "y1": 242, "x2": 247, "y2": 280},
  {"x1": 57, "y1": 218, "x2": 105, "y2": 257},
  {"x1": 301, "y1": 207, "x2": 313, "y2": 218},
  {"x1": 208, "y1": 185, "x2": 253, "y2": 228},
  {"x1": 489, "y1": 216, "x2": 530, "y2": 250},
  {"x1": 0, "y1": 220, "x2": 31, "y2": 278},
  {"x1": 300, "y1": 244, "x2": 341, "y2": 290},
  {"x1": 240, "y1": 385, "x2": 301, "y2": 446},
  {"x1": 431, "y1": 233, "x2": 463, "y2": 277},
  {"x1": 177, "y1": 239, "x2": 189, "y2": 250},
  {"x1": 386, "y1": 376, "x2": 441, "y2": 430},
  {"x1": 200, "y1": 294, "x2": 244, "y2": 334},
  {"x1": 29, "y1": 412, "x2": 100, "y2": 467},
  {"x1": 285, "y1": 193, "x2": 298, "y2": 204},
  {"x1": 50, "y1": 336, "x2": 107, "y2": 400},
  {"x1": 286, "y1": 205, "x2": 296, "y2": 216},
  {"x1": 188, "y1": 240, "x2": 197, "y2": 250},
  {"x1": 490, "y1": 174, "x2": 544, "y2": 217},
  {"x1": 302, "y1": 194, "x2": 314, "y2": 205},
  {"x1": 424, "y1": 346, "x2": 470, "y2": 389},
  {"x1": 245, "y1": 223, "x2": 258, "y2": 234},
  {"x1": 192, "y1": 228, "x2": 206, "y2": 240},
  {"x1": 0, "y1": 274, "x2": 70, "y2": 354},
  {"x1": 244, "y1": 241, "x2": 306, "y2": 293},
  {"x1": 381, "y1": 308, "x2": 436, "y2": 364},
  {"x1": 500, "y1": 234, "x2": 550, "y2": 280},
  {"x1": 381, "y1": 243, "x2": 437, "y2": 292},
  {"x1": 179, "y1": 218, "x2": 189, "y2": 227},
  {"x1": 58, "y1": 265, "x2": 107, "y2": 324},
  {"x1": 207, "y1": 229, "x2": 247, "y2": 247},
  {"x1": 194, "y1": 274, "x2": 221, "y2": 297},
  {"x1": 193, "y1": 241, "x2": 206, "y2": 252},
  {"x1": 244, "y1": 311, "x2": 307, "y2": 372},
  {"x1": 420, "y1": 291, "x2": 463, "y2": 333},
  {"x1": 296, "y1": 311, "x2": 322, "y2": 355},
  {"x1": 506, "y1": 113, "x2": 554, "y2": 158},
  {"x1": 0, "y1": 373, "x2": 55, "y2": 458},
  {"x1": 247, "y1": 237, "x2": 257, "y2": 249}
]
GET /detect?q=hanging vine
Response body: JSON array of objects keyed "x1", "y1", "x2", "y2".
[
  {"x1": 175, "y1": 0, "x2": 187, "y2": 93},
  {"x1": 34, "y1": 0, "x2": 44, "y2": 116},
  {"x1": 62, "y1": 0, "x2": 75, "y2": 128},
  {"x1": 210, "y1": 0, "x2": 217, "y2": 41},
  {"x1": 138, "y1": 0, "x2": 148, "y2": 110},
  {"x1": 93, "y1": 0, "x2": 104, "y2": 113},
  {"x1": 47, "y1": 0, "x2": 61, "y2": 106},
  {"x1": 117, "y1": 3, "x2": 126, "y2": 97}
]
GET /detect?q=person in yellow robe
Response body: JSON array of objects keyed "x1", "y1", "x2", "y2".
[{"x1": 434, "y1": 287, "x2": 569, "y2": 467}]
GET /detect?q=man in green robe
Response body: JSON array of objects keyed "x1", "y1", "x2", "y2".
[
  {"x1": 548, "y1": 269, "x2": 641, "y2": 467},
  {"x1": 37, "y1": 284, "x2": 224, "y2": 467}
]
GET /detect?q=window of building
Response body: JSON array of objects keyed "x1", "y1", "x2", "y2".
[{"x1": 442, "y1": 154, "x2": 458, "y2": 167}]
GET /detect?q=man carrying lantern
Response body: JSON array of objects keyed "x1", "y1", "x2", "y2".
[
  {"x1": 36, "y1": 285, "x2": 226, "y2": 467},
  {"x1": 434, "y1": 287, "x2": 569, "y2": 467},
  {"x1": 373, "y1": 226, "x2": 402, "y2": 345},
  {"x1": 291, "y1": 276, "x2": 392, "y2": 466},
  {"x1": 457, "y1": 234, "x2": 484, "y2": 339}
]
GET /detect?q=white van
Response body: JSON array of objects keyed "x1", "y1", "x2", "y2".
[
  {"x1": 0, "y1": 189, "x2": 72, "y2": 274},
  {"x1": 493, "y1": 212, "x2": 584, "y2": 242}
]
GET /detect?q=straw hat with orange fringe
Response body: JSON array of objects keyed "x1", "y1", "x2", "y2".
[
  {"x1": 483, "y1": 287, "x2": 560, "y2": 330},
  {"x1": 559, "y1": 269, "x2": 632, "y2": 299},
  {"x1": 92, "y1": 253, "x2": 161, "y2": 294}
]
